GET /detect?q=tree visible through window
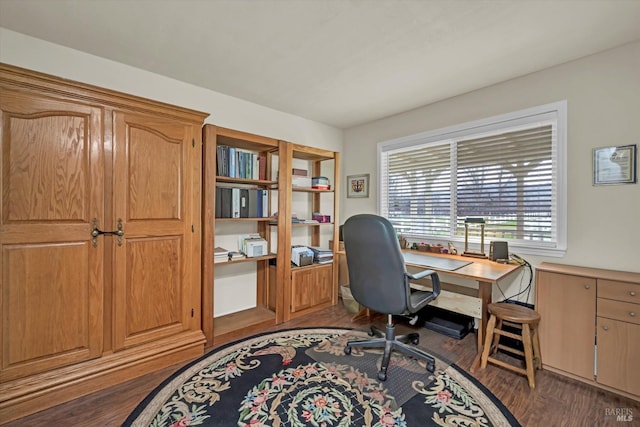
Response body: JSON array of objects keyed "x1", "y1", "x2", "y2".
[{"x1": 379, "y1": 102, "x2": 566, "y2": 255}]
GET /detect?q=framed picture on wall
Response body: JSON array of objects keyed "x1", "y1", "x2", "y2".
[
  {"x1": 593, "y1": 144, "x2": 637, "y2": 185},
  {"x1": 346, "y1": 174, "x2": 370, "y2": 198}
]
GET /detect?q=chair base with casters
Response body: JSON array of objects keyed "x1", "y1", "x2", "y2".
[{"x1": 344, "y1": 314, "x2": 436, "y2": 381}]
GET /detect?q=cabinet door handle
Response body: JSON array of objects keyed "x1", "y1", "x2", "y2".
[
  {"x1": 91, "y1": 218, "x2": 124, "y2": 247},
  {"x1": 630, "y1": 291, "x2": 637, "y2": 297},
  {"x1": 630, "y1": 312, "x2": 636, "y2": 317},
  {"x1": 584, "y1": 285, "x2": 590, "y2": 289},
  {"x1": 602, "y1": 325, "x2": 609, "y2": 331}
]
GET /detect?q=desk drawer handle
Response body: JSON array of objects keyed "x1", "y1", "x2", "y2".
[
  {"x1": 602, "y1": 325, "x2": 609, "y2": 331},
  {"x1": 630, "y1": 291, "x2": 637, "y2": 297},
  {"x1": 630, "y1": 312, "x2": 636, "y2": 317},
  {"x1": 584, "y1": 285, "x2": 590, "y2": 289}
]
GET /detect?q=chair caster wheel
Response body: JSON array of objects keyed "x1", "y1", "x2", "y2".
[
  {"x1": 344, "y1": 346, "x2": 352, "y2": 355},
  {"x1": 378, "y1": 371, "x2": 387, "y2": 381},
  {"x1": 426, "y1": 361, "x2": 435, "y2": 373}
]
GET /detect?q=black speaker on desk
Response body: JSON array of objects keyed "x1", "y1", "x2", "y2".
[{"x1": 489, "y1": 241, "x2": 509, "y2": 261}]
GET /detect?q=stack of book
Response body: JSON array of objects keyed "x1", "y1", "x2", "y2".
[
  {"x1": 310, "y1": 246, "x2": 333, "y2": 264},
  {"x1": 292, "y1": 168, "x2": 311, "y2": 187},
  {"x1": 214, "y1": 246, "x2": 230, "y2": 263},
  {"x1": 312, "y1": 176, "x2": 331, "y2": 190},
  {"x1": 214, "y1": 247, "x2": 245, "y2": 263}
]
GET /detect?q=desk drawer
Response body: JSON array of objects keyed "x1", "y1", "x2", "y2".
[
  {"x1": 597, "y1": 298, "x2": 640, "y2": 325},
  {"x1": 598, "y1": 280, "x2": 640, "y2": 304}
]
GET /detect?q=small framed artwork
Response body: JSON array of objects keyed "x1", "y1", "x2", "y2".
[
  {"x1": 346, "y1": 174, "x2": 370, "y2": 198},
  {"x1": 593, "y1": 144, "x2": 637, "y2": 185}
]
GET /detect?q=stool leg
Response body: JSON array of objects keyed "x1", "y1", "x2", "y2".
[
  {"x1": 522, "y1": 324, "x2": 536, "y2": 389},
  {"x1": 491, "y1": 319, "x2": 503, "y2": 355},
  {"x1": 532, "y1": 323, "x2": 542, "y2": 370},
  {"x1": 480, "y1": 314, "x2": 497, "y2": 369}
]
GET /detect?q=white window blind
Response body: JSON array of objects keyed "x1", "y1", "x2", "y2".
[{"x1": 379, "y1": 102, "x2": 566, "y2": 255}]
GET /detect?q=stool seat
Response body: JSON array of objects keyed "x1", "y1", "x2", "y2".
[
  {"x1": 488, "y1": 302, "x2": 540, "y2": 324},
  {"x1": 481, "y1": 302, "x2": 542, "y2": 388}
]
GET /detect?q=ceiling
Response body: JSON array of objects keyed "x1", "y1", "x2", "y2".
[{"x1": 1, "y1": 0, "x2": 640, "y2": 129}]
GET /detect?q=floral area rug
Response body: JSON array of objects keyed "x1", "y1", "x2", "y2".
[{"x1": 123, "y1": 328, "x2": 520, "y2": 426}]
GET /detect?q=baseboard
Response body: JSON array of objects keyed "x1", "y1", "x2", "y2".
[{"x1": 0, "y1": 331, "x2": 205, "y2": 423}]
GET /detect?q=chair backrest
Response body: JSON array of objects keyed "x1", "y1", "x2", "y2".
[{"x1": 343, "y1": 214, "x2": 410, "y2": 315}]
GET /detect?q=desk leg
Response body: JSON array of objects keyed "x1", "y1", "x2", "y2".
[{"x1": 470, "y1": 280, "x2": 492, "y2": 372}]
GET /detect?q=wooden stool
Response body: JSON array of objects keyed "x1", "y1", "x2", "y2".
[{"x1": 480, "y1": 302, "x2": 542, "y2": 388}]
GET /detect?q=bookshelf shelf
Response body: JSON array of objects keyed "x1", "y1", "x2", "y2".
[
  {"x1": 214, "y1": 253, "x2": 277, "y2": 265},
  {"x1": 291, "y1": 187, "x2": 334, "y2": 193},
  {"x1": 216, "y1": 217, "x2": 276, "y2": 222},
  {"x1": 216, "y1": 176, "x2": 278, "y2": 186},
  {"x1": 213, "y1": 306, "x2": 276, "y2": 344}
]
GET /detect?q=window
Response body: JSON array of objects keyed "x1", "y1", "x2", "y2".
[{"x1": 378, "y1": 101, "x2": 566, "y2": 256}]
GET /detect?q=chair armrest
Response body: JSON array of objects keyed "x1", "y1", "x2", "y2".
[
  {"x1": 407, "y1": 269, "x2": 435, "y2": 281},
  {"x1": 407, "y1": 269, "x2": 441, "y2": 298}
]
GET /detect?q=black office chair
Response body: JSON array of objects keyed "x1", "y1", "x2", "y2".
[{"x1": 342, "y1": 214, "x2": 441, "y2": 381}]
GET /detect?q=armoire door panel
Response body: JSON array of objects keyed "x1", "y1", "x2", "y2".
[
  {"x1": 114, "y1": 236, "x2": 184, "y2": 349},
  {"x1": 112, "y1": 111, "x2": 195, "y2": 351},
  {"x1": 4, "y1": 115, "x2": 89, "y2": 222},
  {"x1": 1, "y1": 241, "x2": 101, "y2": 382},
  {"x1": 0, "y1": 91, "x2": 104, "y2": 382},
  {"x1": 127, "y1": 126, "x2": 183, "y2": 220}
]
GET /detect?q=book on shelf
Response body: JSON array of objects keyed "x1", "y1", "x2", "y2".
[
  {"x1": 292, "y1": 176, "x2": 312, "y2": 187},
  {"x1": 240, "y1": 188, "x2": 249, "y2": 218},
  {"x1": 309, "y1": 246, "x2": 334, "y2": 264},
  {"x1": 216, "y1": 145, "x2": 267, "y2": 180},
  {"x1": 214, "y1": 247, "x2": 245, "y2": 263},
  {"x1": 312, "y1": 213, "x2": 331, "y2": 223},
  {"x1": 232, "y1": 188, "x2": 241, "y2": 218},
  {"x1": 216, "y1": 186, "x2": 269, "y2": 218},
  {"x1": 258, "y1": 156, "x2": 267, "y2": 180},
  {"x1": 311, "y1": 176, "x2": 330, "y2": 189},
  {"x1": 263, "y1": 189, "x2": 269, "y2": 217},
  {"x1": 215, "y1": 187, "x2": 233, "y2": 218},
  {"x1": 299, "y1": 219, "x2": 319, "y2": 224}
]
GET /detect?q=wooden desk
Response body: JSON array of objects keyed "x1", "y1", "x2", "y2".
[{"x1": 339, "y1": 249, "x2": 523, "y2": 371}]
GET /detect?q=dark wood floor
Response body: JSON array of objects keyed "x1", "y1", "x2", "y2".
[{"x1": 4, "y1": 303, "x2": 639, "y2": 426}]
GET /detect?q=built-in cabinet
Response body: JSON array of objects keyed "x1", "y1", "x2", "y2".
[
  {"x1": 0, "y1": 64, "x2": 208, "y2": 422},
  {"x1": 536, "y1": 262, "x2": 640, "y2": 401},
  {"x1": 201, "y1": 127, "x2": 340, "y2": 346}
]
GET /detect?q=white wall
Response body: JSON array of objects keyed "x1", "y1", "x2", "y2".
[
  {"x1": 343, "y1": 41, "x2": 640, "y2": 303},
  {"x1": 0, "y1": 28, "x2": 343, "y2": 316},
  {"x1": 4, "y1": 28, "x2": 639, "y2": 309}
]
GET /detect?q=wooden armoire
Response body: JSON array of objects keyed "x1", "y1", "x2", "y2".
[{"x1": 0, "y1": 64, "x2": 208, "y2": 421}]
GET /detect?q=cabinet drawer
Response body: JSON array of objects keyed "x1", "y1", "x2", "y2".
[
  {"x1": 597, "y1": 298, "x2": 640, "y2": 325},
  {"x1": 598, "y1": 279, "x2": 640, "y2": 304}
]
